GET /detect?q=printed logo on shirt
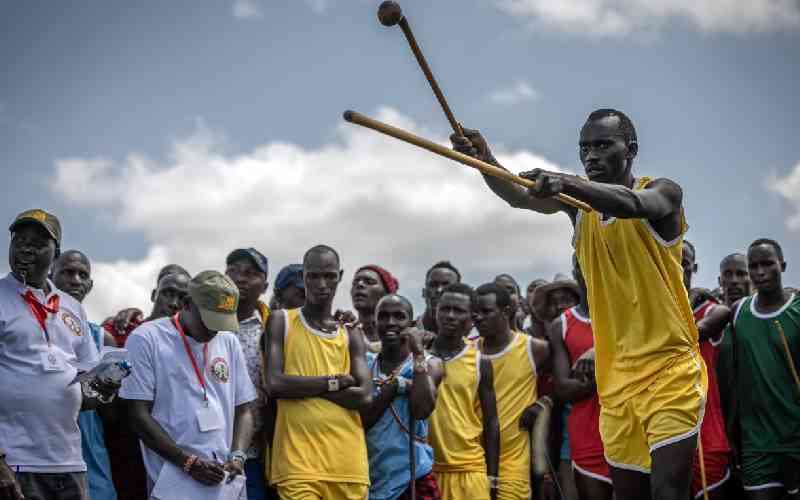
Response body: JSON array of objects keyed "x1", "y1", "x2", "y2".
[
  {"x1": 210, "y1": 357, "x2": 230, "y2": 383},
  {"x1": 61, "y1": 311, "x2": 83, "y2": 336}
]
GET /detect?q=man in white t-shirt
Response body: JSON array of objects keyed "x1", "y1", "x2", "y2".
[
  {"x1": 0, "y1": 209, "x2": 109, "y2": 500},
  {"x1": 120, "y1": 270, "x2": 257, "y2": 493}
]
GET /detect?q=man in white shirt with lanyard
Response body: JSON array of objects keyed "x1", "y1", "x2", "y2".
[
  {"x1": 0, "y1": 209, "x2": 112, "y2": 500},
  {"x1": 120, "y1": 270, "x2": 257, "y2": 495}
]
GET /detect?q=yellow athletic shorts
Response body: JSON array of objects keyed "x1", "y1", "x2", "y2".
[
  {"x1": 599, "y1": 351, "x2": 708, "y2": 473},
  {"x1": 497, "y1": 478, "x2": 530, "y2": 500},
  {"x1": 276, "y1": 480, "x2": 369, "y2": 500},
  {"x1": 435, "y1": 471, "x2": 490, "y2": 500}
]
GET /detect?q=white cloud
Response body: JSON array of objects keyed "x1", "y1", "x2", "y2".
[
  {"x1": 232, "y1": 0, "x2": 262, "y2": 20},
  {"x1": 233, "y1": 0, "x2": 328, "y2": 19},
  {"x1": 491, "y1": 0, "x2": 800, "y2": 36},
  {"x1": 767, "y1": 162, "x2": 800, "y2": 231},
  {"x1": 51, "y1": 108, "x2": 576, "y2": 320},
  {"x1": 489, "y1": 80, "x2": 539, "y2": 105}
]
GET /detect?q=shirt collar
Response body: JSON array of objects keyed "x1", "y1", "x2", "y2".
[
  {"x1": 7, "y1": 272, "x2": 59, "y2": 300},
  {"x1": 239, "y1": 309, "x2": 262, "y2": 325}
]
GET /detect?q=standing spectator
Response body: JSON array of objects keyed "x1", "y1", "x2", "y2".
[
  {"x1": 265, "y1": 245, "x2": 373, "y2": 499},
  {"x1": 225, "y1": 248, "x2": 271, "y2": 499},
  {"x1": 271, "y1": 264, "x2": 305, "y2": 311},
  {"x1": 53, "y1": 250, "x2": 118, "y2": 500},
  {"x1": 361, "y1": 294, "x2": 444, "y2": 499},
  {"x1": 351, "y1": 264, "x2": 399, "y2": 353},
  {"x1": 727, "y1": 239, "x2": 799, "y2": 499},
  {"x1": 103, "y1": 266, "x2": 190, "y2": 500},
  {"x1": 121, "y1": 271, "x2": 256, "y2": 493},
  {"x1": 0, "y1": 209, "x2": 116, "y2": 500}
]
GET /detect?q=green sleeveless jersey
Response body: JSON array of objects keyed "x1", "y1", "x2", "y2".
[{"x1": 732, "y1": 293, "x2": 800, "y2": 453}]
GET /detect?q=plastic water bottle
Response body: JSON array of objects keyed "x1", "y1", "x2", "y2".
[
  {"x1": 99, "y1": 360, "x2": 132, "y2": 385},
  {"x1": 85, "y1": 360, "x2": 132, "y2": 402}
]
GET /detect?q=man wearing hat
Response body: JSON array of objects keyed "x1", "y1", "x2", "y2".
[
  {"x1": 351, "y1": 264, "x2": 400, "y2": 353},
  {"x1": 271, "y1": 264, "x2": 305, "y2": 311},
  {"x1": 0, "y1": 209, "x2": 111, "y2": 500},
  {"x1": 224, "y1": 248, "x2": 272, "y2": 500},
  {"x1": 531, "y1": 274, "x2": 580, "y2": 324},
  {"x1": 120, "y1": 271, "x2": 257, "y2": 494},
  {"x1": 531, "y1": 272, "x2": 581, "y2": 500}
]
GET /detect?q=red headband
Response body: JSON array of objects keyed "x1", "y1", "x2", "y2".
[{"x1": 357, "y1": 265, "x2": 399, "y2": 294}]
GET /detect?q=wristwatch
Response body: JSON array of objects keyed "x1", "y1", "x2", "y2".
[
  {"x1": 396, "y1": 376, "x2": 410, "y2": 395},
  {"x1": 413, "y1": 355, "x2": 428, "y2": 373},
  {"x1": 327, "y1": 376, "x2": 340, "y2": 392},
  {"x1": 229, "y1": 450, "x2": 247, "y2": 464}
]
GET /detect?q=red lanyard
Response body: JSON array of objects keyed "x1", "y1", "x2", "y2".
[
  {"x1": 172, "y1": 314, "x2": 209, "y2": 404},
  {"x1": 21, "y1": 290, "x2": 60, "y2": 348}
]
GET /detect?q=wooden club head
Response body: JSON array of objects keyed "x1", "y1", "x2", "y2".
[{"x1": 377, "y1": 1, "x2": 403, "y2": 26}]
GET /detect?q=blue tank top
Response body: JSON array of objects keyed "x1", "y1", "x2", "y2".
[{"x1": 366, "y1": 352, "x2": 434, "y2": 500}]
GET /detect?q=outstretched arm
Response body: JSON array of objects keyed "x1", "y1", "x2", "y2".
[
  {"x1": 451, "y1": 129, "x2": 577, "y2": 219},
  {"x1": 320, "y1": 326, "x2": 373, "y2": 410},
  {"x1": 478, "y1": 358, "x2": 500, "y2": 500},
  {"x1": 264, "y1": 311, "x2": 355, "y2": 399},
  {"x1": 525, "y1": 171, "x2": 682, "y2": 222}
]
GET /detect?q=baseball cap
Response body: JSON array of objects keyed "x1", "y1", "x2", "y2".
[
  {"x1": 226, "y1": 248, "x2": 268, "y2": 276},
  {"x1": 9, "y1": 209, "x2": 62, "y2": 244},
  {"x1": 275, "y1": 264, "x2": 304, "y2": 291},
  {"x1": 189, "y1": 270, "x2": 240, "y2": 332}
]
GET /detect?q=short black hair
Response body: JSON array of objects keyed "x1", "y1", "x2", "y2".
[
  {"x1": 55, "y1": 249, "x2": 91, "y2": 269},
  {"x1": 376, "y1": 294, "x2": 414, "y2": 318},
  {"x1": 303, "y1": 244, "x2": 341, "y2": 267},
  {"x1": 493, "y1": 273, "x2": 520, "y2": 295},
  {"x1": 586, "y1": 108, "x2": 637, "y2": 145},
  {"x1": 440, "y1": 282, "x2": 475, "y2": 304},
  {"x1": 157, "y1": 264, "x2": 189, "y2": 283},
  {"x1": 682, "y1": 239, "x2": 696, "y2": 261},
  {"x1": 425, "y1": 260, "x2": 461, "y2": 283},
  {"x1": 748, "y1": 238, "x2": 784, "y2": 262},
  {"x1": 719, "y1": 252, "x2": 746, "y2": 271},
  {"x1": 476, "y1": 282, "x2": 512, "y2": 309}
]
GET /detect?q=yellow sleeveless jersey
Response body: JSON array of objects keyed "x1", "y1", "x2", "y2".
[
  {"x1": 480, "y1": 332, "x2": 537, "y2": 482},
  {"x1": 429, "y1": 343, "x2": 486, "y2": 473},
  {"x1": 574, "y1": 177, "x2": 703, "y2": 407},
  {"x1": 269, "y1": 308, "x2": 369, "y2": 485}
]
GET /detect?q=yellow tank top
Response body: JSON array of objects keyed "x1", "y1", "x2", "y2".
[
  {"x1": 429, "y1": 343, "x2": 486, "y2": 473},
  {"x1": 574, "y1": 177, "x2": 703, "y2": 407},
  {"x1": 269, "y1": 308, "x2": 369, "y2": 485},
  {"x1": 480, "y1": 332, "x2": 537, "y2": 481}
]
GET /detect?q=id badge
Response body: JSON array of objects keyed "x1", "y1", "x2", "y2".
[
  {"x1": 197, "y1": 402, "x2": 223, "y2": 432},
  {"x1": 41, "y1": 351, "x2": 66, "y2": 372}
]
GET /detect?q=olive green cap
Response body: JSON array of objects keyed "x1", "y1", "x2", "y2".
[
  {"x1": 9, "y1": 209, "x2": 62, "y2": 244},
  {"x1": 188, "y1": 270, "x2": 240, "y2": 332}
]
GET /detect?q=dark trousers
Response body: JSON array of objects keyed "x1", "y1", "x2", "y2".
[{"x1": 16, "y1": 472, "x2": 89, "y2": 500}]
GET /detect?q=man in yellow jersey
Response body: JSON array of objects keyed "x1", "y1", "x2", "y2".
[
  {"x1": 264, "y1": 244, "x2": 373, "y2": 500},
  {"x1": 473, "y1": 283, "x2": 550, "y2": 500},
  {"x1": 453, "y1": 109, "x2": 705, "y2": 500},
  {"x1": 428, "y1": 283, "x2": 500, "y2": 500},
  {"x1": 417, "y1": 261, "x2": 461, "y2": 334}
]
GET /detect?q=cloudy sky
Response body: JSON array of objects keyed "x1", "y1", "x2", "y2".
[{"x1": 2, "y1": 0, "x2": 799, "y2": 319}]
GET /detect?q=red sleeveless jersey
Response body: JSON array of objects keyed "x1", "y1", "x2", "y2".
[
  {"x1": 694, "y1": 300, "x2": 730, "y2": 454},
  {"x1": 563, "y1": 307, "x2": 605, "y2": 462}
]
